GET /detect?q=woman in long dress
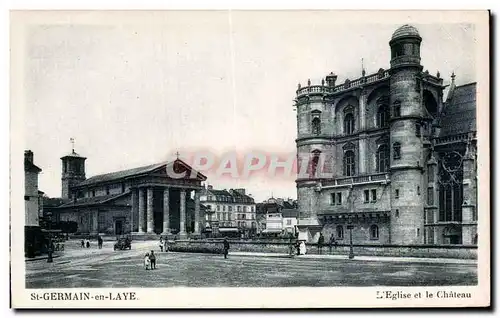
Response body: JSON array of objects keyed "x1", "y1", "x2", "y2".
[{"x1": 299, "y1": 240, "x2": 307, "y2": 255}]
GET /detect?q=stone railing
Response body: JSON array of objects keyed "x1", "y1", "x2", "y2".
[
  {"x1": 434, "y1": 132, "x2": 476, "y2": 145},
  {"x1": 422, "y1": 73, "x2": 444, "y2": 85},
  {"x1": 296, "y1": 70, "x2": 390, "y2": 97},
  {"x1": 321, "y1": 172, "x2": 390, "y2": 187}
]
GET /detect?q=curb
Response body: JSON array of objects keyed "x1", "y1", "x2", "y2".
[
  {"x1": 25, "y1": 255, "x2": 61, "y2": 262},
  {"x1": 229, "y1": 252, "x2": 477, "y2": 264}
]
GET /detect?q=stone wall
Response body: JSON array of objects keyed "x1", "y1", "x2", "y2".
[{"x1": 169, "y1": 239, "x2": 477, "y2": 259}]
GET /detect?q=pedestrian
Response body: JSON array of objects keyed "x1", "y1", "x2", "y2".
[
  {"x1": 223, "y1": 237, "x2": 230, "y2": 259},
  {"x1": 329, "y1": 234, "x2": 336, "y2": 254},
  {"x1": 81, "y1": 239, "x2": 85, "y2": 248},
  {"x1": 295, "y1": 239, "x2": 301, "y2": 255},
  {"x1": 299, "y1": 240, "x2": 307, "y2": 255},
  {"x1": 149, "y1": 250, "x2": 156, "y2": 269},
  {"x1": 164, "y1": 238, "x2": 168, "y2": 252},
  {"x1": 97, "y1": 236, "x2": 103, "y2": 249},
  {"x1": 159, "y1": 237, "x2": 164, "y2": 252},
  {"x1": 317, "y1": 232, "x2": 325, "y2": 255},
  {"x1": 86, "y1": 238, "x2": 90, "y2": 248},
  {"x1": 144, "y1": 253, "x2": 151, "y2": 270}
]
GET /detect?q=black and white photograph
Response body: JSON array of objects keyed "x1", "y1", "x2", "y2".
[{"x1": 10, "y1": 9, "x2": 490, "y2": 308}]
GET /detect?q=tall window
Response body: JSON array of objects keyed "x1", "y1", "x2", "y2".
[
  {"x1": 393, "y1": 101, "x2": 401, "y2": 118},
  {"x1": 377, "y1": 105, "x2": 390, "y2": 128},
  {"x1": 376, "y1": 145, "x2": 390, "y2": 172},
  {"x1": 438, "y1": 152, "x2": 464, "y2": 222},
  {"x1": 344, "y1": 113, "x2": 355, "y2": 135},
  {"x1": 343, "y1": 150, "x2": 355, "y2": 176},
  {"x1": 393, "y1": 142, "x2": 401, "y2": 160},
  {"x1": 312, "y1": 117, "x2": 321, "y2": 135},
  {"x1": 364, "y1": 190, "x2": 369, "y2": 203},
  {"x1": 330, "y1": 193, "x2": 336, "y2": 205},
  {"x1": 370, "y1": 225, "x2": 379, "y2": 240},
  {"x1": 310, "y1": 150, "x2": 321, "y2": 178},
  {"x1": 415, "y1": 123, "x2": 421, "y2": 137},
  {"x1": 336, "y1": 225, "x2": 344, "y2": 239}
]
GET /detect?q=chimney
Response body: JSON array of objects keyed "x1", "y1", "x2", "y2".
[{"x1": 24, "y1": 150, "x2": 34, "y2": 163}]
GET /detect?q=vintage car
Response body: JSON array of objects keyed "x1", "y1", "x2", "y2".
[{"x1": 113, "y1": 236, "x2": 131, "y2": 250}]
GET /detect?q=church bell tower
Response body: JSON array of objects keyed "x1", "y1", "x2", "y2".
[{"x1": 61, "y1": 139, "x2": 86, "y2": 199}]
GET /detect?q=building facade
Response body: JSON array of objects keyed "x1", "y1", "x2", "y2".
[
  {"x1": 50, "y1": 149, "x2": 207, "y2": 237},
  {"x1": 257, "y1": 198, "x2": 298, "y2": 237},
  {"x1": 24, "y1": 150, "x2": 43, "y2": 256},
  {"x1": 295, "y1": 25, "x2": 477, "y2": 246},
  {"x1": 200, "y1": 186, "x2": 257, "y2": 237}
]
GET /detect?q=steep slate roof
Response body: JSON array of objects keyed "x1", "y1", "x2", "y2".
[
  {"x1": 75, "y1": 159, "x2": 206, "y2": 187},
  {"x1": 439, "y1": 83, "x2": 476, "y2": 136},
  {"x1": 55, "y1": 192, "x2": 129, "y2": 209},
  {"x1": 230, "y1": 190, "x2": 255, "y2": 203},
  {"x1": 207, "y1": 189, "x2": 233, "y2": 197}
]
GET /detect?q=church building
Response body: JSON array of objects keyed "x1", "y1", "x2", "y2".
[
  {"x1": 51, "y1": 148, "x2": 207, "y2": 237},
  {"x1": 295, "y1": 25, "x2": 477, "y2": 246}
]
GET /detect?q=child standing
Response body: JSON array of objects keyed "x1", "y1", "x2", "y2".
[{"x1": 144, "y1": 253, "x2": 151, "y2": 270}]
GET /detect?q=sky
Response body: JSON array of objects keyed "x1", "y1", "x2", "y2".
[{"x1": 21, "y1": 11, "x2": 477, "y2": 202}]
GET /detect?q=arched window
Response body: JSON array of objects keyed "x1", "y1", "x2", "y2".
[
  {"x1": 393, "y1": 142, "x2": 401, "y2": 160},
  {"x1": 336, "y1": 225, "x2": 344, "y2": 239},
  {"x1": 370, "y1": 225, "x2": 379, "y2": 240},
  {"x1": 312, "y1": 117, "x2": 321, "y2": 135},
  {"x1": 344, "y1": 113, "x2": 355, "y2": 135},
  {"x1": 393, "y1": 101, "x2": 401, "y2": 118},
  {"x1": 376, "y1": 145, "x2": 390, "y2": 172},
  {"x1": 343, "y1": 150, "x2": 355, "y2": 176},
  {"x1": 377, "y1": 105, "x2": 390, "y2": 128}
]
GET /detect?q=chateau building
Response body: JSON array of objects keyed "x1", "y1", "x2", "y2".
[
  {"x1": 200, "y1": 186, "x2": 257, "y2": 237},
  {"x1": 295, "y1": 25, "x2": 477, "y2": 245},
  {"x1": 50, "y1": 148, "x2": 207, "y2": 237}
]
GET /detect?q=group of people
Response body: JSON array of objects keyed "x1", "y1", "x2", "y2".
[
  {"x1": 80, "y1": 238, "x2": 91, "y2": 248},
  {"x1": 144, "y1": 250, "x2": 157, "y2": 270},
  {"x1": 316, "y1": 233, "x2": 338, "y2": 255},
  {"x1": 80, "y1": 236, "x2": 104, "y2": 249},
  {"x1": 158, "y1": 237, "x2": 168, "y2": 252}
]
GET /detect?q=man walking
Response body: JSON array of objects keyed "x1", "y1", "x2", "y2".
[
  {"x1": 223, "y1": 238, "x2": 230, "y2": 259},
  {"x1": 328, "y1": 233, "x2": 336, "y2": 254},
  {"x1": 149, "y1": 250, "x2": 156, "y2": 269},
  {"x1": 97, "y1": 236, "x2": 103, "y2": 249},
  {"x1": 317, "y1": 232, "x2": 325, "y2": 255}
]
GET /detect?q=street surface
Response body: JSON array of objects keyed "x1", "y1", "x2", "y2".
[{"x1": 25, "y1": 240, "x2": 477, "y2": 288}]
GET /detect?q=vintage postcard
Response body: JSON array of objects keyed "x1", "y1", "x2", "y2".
[{"x1": 10, "y1": 10, "x2": 490, "y2": 308}]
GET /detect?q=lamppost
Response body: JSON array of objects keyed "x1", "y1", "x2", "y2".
[
  {"x1": 46, "y1": 212, "x2": 53, "y2": 263},
  {"x1": 347, "y1": 215, "x2": 354, "y2": 260}
]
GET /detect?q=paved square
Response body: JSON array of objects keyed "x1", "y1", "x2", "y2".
[{"x1": 25, "y1": 241, "x2": 477, "y2": 288}]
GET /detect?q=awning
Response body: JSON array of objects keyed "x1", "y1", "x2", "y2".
[
  {"x1": 262, "y1": 229, "x2": 282, "y2": 233},
  {"x1": 218, "y1": 228, "x2": 239, "y2": 232}
]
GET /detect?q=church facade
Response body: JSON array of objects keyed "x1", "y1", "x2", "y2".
[
  {"x1": 295, "y1": 25, "x2": 477, "y2": 246},
  {"x1": 51, "y1": 150, "x2": 207, "y2": 237}
]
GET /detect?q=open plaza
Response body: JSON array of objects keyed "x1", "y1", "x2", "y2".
[{"x1": 25, "y1": 239, "x2": 477, "y2": 288}]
